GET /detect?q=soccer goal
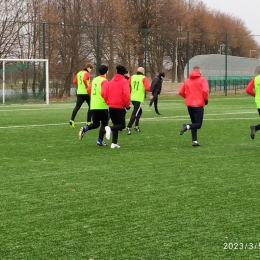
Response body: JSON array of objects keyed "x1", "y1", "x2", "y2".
[{"x1": 0, "y1": 59, "x2": 49, "y2": 105}]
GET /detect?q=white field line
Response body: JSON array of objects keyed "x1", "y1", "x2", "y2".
[
  {"x1": 0, "y1": 96, "x2": 252, "y2": 109},
  {"x1": 0, "y1": 111, "x2": 259, "y2": 129},
  {"x1": 0, "y1": 107, "x2": 66, "y2": 112}
]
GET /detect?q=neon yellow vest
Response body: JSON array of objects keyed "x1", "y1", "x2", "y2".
[
  {"x1": 130, "y1": 74, "x2": 145, "y2": 102},
  {"x1": 90, "y1": 76, "x2": 108, "y2": 109},
  {"x1": 77, "y1": 71, "x2": 90, "y2": 94},
  {"x1": 254, "y1": 75, "x2": 260, "y2": 108}
]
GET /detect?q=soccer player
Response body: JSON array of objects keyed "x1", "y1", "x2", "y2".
[
  {"x1": 124, "y1": 70, "x2": 130, "y2": 80},
  {"x1": 78, "y1": 65, "x2": 109, "y2": 146},
  {"x1": 69, "y1": 63, "x2": 93, "y2": 128},
  {"x1": 149, "y1": 72, "x2": 165, "y2": 115},
  {"x1": 125, "y1": 67, "x2": 150, "y2": 134},
  {"x1": 179, "y1": 65, "x2": 209, "y2": 146},
  {"x1": 102, "y1": 65, "x2": 131, "y2": 148},
  {"x1": 245, "y1": 74, "x2": 260, "y2": 139}
]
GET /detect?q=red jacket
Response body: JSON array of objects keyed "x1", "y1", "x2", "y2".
[
  {"x1": 102, "y1": 74, "x2": 130, "y2": 108},
  {"x1": 179, "y1": 70, "x2": 209, "y2": 107},
  {"x1": 245, "y1": 78, "x2": 255, "y2": 97}
]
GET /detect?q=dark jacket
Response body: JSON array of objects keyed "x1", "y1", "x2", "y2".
[{"x1": 150, "y1": 76, "x2": 163, "y2": 94}]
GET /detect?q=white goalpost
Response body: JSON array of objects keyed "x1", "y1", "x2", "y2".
[{"x1": 0, "y1": 58, "x2": 49, "y2": 105}]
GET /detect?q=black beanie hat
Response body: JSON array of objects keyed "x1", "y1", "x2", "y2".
[
  {"x1": 159, "y1": 72, "x2": 165, "y2": 78},
  {"x1": 116, "y1": 65, "x2": 127, "y2": 75},
  {"x1": 99, "y1": 65, "x2": 108, "y2": 75}
]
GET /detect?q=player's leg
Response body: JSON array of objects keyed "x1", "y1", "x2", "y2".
[
  {"x1": 180, "y1": 106, "x2": 192, "y2": 135},
  {"x1": 126, "y1": 101, "x2": 138, "y2": 134},
  {"x1": 190, "y1": 107, "x2": 204, "y2": 146},
  {"x1": 153, "y1": 92, "x2": 161, "y2": 115},
  {"x1": 97, "y1": 110, "x2": 109, "y2": 146},
  {"x1": 190, "y1": 107, "x2": 204, "y2": 129},
  {"x1": 180, "y1": 106, "x2": 203, "y2": 138},
  {"x1": 88, "y1": 110, "x2": 100, "y2": 130},
  {"x1": 70, "y1": 95, "x2": 85, "y2": 128},
  {"x1": 149, "y1": 91, "x2": 157, "y2": 107},
  {"x1": 250, "y1": 108, "x2": 260, "y2": 139},
  {"x1": 78, "y1": 110, "x2": 100, "y2": 140},
  {"x1": 134, "y1": 102, "x2": 142, "y2": 132},
  {"x1": 107, "y1": 108, "x2": 119, "y2": 147},
  {"x1": 105, "y1": 107, "x2": 115, "y2": 141},
  {"x1": 85, "y1": 94, "x2": 92, "y2": 125},
  {"x1": 110, "y1": 108, "x2": 125, "y2": 148}
]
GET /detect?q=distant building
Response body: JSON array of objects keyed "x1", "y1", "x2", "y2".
[{"x1": 184, "y1": 54, "x2": 260, "y2": 79}]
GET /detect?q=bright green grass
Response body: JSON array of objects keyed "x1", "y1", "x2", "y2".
[{"x1": 1, "y1": 94, "x2": 260, "y2": 260}]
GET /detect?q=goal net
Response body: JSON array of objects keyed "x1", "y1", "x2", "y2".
[{"x1": 0, "y1": 59, "x2": 49, "y2": 105}]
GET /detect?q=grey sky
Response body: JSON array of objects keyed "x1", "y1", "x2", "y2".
[{"x1": 202, "y1": 0, "x2": 260, "y2": 41}]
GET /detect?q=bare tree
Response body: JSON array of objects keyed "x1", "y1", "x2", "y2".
[
  {"x1": 85, "y1": 0, "x2": 128, "y2": 78},
  {"x1": 124, "y1": 0, "x2": 170, "y2": 70},
  {"x1": 42, "y1": 0, "x2": 95, "y2": 98},
  {"x1": 1, "y1": 0, "x2": 260, "y2": 98},
  {"x1": 0, "y1": 0, "x2": 29, "y2": 58}
]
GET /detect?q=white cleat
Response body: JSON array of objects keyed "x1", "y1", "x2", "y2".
[
  {"x1": 78, "y1": 127, "x2": 84, "y2": 140},
  {"x1": 105, "y1": 126, "x2": 111, "y2": 140},
  {"x1": 125, "y1": 127, "x2": 131, "y2": 135},
  {"x1": 111, "y1": 143, "x2": 120, "y2": 149}
]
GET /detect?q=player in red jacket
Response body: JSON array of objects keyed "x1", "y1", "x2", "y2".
[
  {"x1": 179, "y1": 65, "x2": 209, "y2": 146},
  {"x1": 102, "y1": 65, "x2": 131, "y2": 148}
]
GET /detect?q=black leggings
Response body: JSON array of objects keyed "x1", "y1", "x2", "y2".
[
  {"x1": 109, "y1": 108, "x2": 126, "y2": 144},
  {"x1": 88, "y1": 109, "x2": 109, "y2": 140},
  {"x1": 254, "y1": 109, "x2": 260, "y2": 131},
  {"x1": 71, "y1": 94, "x2": 91, "y2": 122},
  {"x1": 127, "y1": 101, "x2": 142, "y2": 128},
  {"x1": 187, "y1": 106, "x2": 204, "y2": 142},
  {"x1": 150, "y1": 91, "x2": 159, "y2": 114}
]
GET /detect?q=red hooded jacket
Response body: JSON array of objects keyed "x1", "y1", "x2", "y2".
[
  {"x1": 179, "y1": 70, "x2": 209, "y2": 107},
  {"x1": 102, "y1": 74, "x2": 130, "y2": 109}
]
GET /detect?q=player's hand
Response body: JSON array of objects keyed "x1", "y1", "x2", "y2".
[
  {"x1": 205, "y1": 100, "x2": 208, "y2": 105},
  {"x1": 126, "y1": 106, "x2": 131, "y2": 110}
]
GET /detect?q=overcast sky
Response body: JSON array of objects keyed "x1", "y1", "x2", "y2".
[{"x1": 201, "y1": 0, "x2": 260, "y2": 42}]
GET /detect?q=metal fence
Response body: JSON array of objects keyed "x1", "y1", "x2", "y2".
[{"x1": 0, "y1": 20, "x2": 260, "y2": 100}]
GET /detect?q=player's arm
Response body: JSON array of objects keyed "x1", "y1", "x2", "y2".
[
  {"x1": 150, "y1": 77, "x2": 159, "y2": 92},
  {"x1": 100, "y1": 79, "x2": 108, "y2": 98},
  {"x1": 73, "y1": 74, "x2": 78, "y2": 85},
  {"x1": 202, "y1": 78, "x2": 209, "y2": 101},
  {"x1": 245, "y1": 78, "x2": 255, "y2": 96},
  {"x1": 123, "y1": 81, "x2": 131, "y2": 108},
  {"x1": 101, "y1": 80, "x2": 109, "y2": 103},
  {"x1": 143, "y1": 77, "x2": 150, "y2": 91},
  {"x1": 83, "y1": 72, "x2": 90, "y2": 88},
  {"x1": 129, "y1": 76, "x2": 132, "y2": 92},
  {"x1": 179, "y1": 82, "x2": 186, "y2": 98},
  {"x1": 87, "y1": 81, "x2": 92, "y2": 95}
]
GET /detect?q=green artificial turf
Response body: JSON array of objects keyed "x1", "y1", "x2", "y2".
[{"x1": 1, "y1": 94, "x2": 260, "y2": 259}]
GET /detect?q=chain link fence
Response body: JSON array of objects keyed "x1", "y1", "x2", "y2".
[{"x1": 0, "y1": 21, "x2": 260, "y2": 102}]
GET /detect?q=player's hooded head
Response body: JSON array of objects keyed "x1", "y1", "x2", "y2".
[
  {"x1": 116, "y1": 65, "x2": 127, "y2": 75},
  {"x1": 159, "y1": 72, "x2": 165, "y2": 78},
  {"x1": 99, "y1": 65, "x2": 108, "y2": 75}
]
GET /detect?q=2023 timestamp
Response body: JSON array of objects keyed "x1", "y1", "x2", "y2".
[{"x1": 224, "y1": 243, "x2": 260, "y2": 250}]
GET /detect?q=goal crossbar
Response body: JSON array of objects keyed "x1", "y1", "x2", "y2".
[{"x1": 0, "y1": 58, "x2": 49, "y2": 105}]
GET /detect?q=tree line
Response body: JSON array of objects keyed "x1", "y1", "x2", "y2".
[{"x1": 0, "y1": 0, "x2": 259, "y2": 98}]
